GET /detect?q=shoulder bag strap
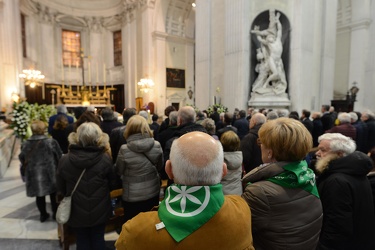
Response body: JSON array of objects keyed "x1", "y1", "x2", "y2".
[
  {"x1": 71, "y1": 169, "x2": 86, "y2": 196},
  {"x1": 142, "y1": 152, "x2": 156, "y2": 167}
]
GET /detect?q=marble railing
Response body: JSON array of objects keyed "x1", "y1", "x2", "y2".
[{"x1": 0, "y1": 123, "x2": 16, "y2": 178}]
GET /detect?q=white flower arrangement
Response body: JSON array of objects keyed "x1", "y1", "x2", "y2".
[{"x1": 10, "y1": 101, "x2": 56, "y2": 141}]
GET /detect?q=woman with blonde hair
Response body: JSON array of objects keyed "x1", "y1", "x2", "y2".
[
  {"x1": 220, "y1": 130, "x2": 243, "y2": 195},
  {"x1": 241, "y1": 117, "x2": 323, "y2": 249},
  {"x1": 19, "y1": 120, "x2": 62, "y2": 222},
  {"x1": 56, "y1": 122, "x2": 116, "y2": 249},
  {"x1": 115, "y1": 115, "x2": 163, "y2": 222}
]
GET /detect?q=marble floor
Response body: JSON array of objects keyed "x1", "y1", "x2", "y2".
[{"x1": 0, "y1": 139, "x2": 118, "y2": 250}]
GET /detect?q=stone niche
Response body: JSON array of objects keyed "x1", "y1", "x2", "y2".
[{"x1": 248, "y1": 9, "x2": 291, "y2": 110}]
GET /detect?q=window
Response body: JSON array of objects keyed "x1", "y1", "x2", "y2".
[
  {"x1": 113, "y1": 30, "x2": 122, "y2": 66},
  {"x1": 21, "y1": 14, "x2": 26, "y2": 58},
  {"x1": 62, "y1": 30, "x2": 81, "y2": 67}
]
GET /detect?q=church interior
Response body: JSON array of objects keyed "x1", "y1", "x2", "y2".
[{"x1": 1, "y1": 0, "x2": 375, "y2": 249}]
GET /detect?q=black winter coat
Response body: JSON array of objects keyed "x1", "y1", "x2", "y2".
[
  {"x1": 240, "y1": 124, "x2": 262, "y2": 173},
  {"x1": 317, "y1": 151, "x2": 375, "y2": 250},
  {"x1": 56, "y1": 145, "x2": 116, "y2": 228}
]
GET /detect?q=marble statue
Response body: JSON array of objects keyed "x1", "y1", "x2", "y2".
[{"x1": 251, "y1": 9, "x2": 287, "y2": 95}]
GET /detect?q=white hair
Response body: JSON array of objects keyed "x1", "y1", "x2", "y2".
[
  {"x1": 338, "y1": 112, "x2": 351, "y2": 123},
  {"x1": 318, "y1": 133, "x2": 356, "y2": 156},
  {"x1": 139, "y1": 110, "x2": 148, "y2": 120},
  {"x1": 349, "y1": 112, "x2": 358, "y2": 122},
  {"x1": 170, "y1": 138, "x2": 224, "y2": 185}
]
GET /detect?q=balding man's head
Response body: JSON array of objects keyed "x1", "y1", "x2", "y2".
[
  {"x1": 250, "y1": 113, "x2": 266, "y2": 129},
  {"x1": 166, "y1": 132, "x2": 227, "y2": 185},
  {"x1": 177, "y1": 106, "x2": 196, "y2": 125}
]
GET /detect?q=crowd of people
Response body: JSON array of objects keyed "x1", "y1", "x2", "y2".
[{"x1": 17, "y1": 103, "x2": 375, "y2": 249}]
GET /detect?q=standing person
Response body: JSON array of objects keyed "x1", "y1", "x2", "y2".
[
  {"x1": 115, "y1": 132, "x2": 254, "y2": 250},
  {"x1": 209, "y1": 106, "x2": 220, "y2": 124},
  {"x1": 19, "y1": 120, "x2": 62, "y2": 222},
  {"x1": 241, "y1": 113, "x2": 266, "y2": 173},
  {"x1": 315, "y1": 133, "x2": 375, "y2": 250},
  {"x1": 115, "y1": 115, "x2": 163, "y2": 222},
  {"x1": 321, "y1": 105, "x2": 334, "y2": 131},
  {"x1": 51, "y1": 114, "x2": 70, "y2": 154},
  {"x1": 242, "y1": 117, "x2": 322, "y2": 249},
  {"x1": 100, "y1": 107, "x2": 122, "y2": 136},
  {"x1": 301, "y1": 109, "x2": 314, "y2": 135},
  {"x1": 361, "y1": 109, "x2": 375, "y2": 153},
  {"x1": 216, "y1": 112, "x2": 238, "y2": 139},
  {"x1": 149, "y1": 114, "x2": 160, "y2": 140},
  {"x1": 233, "y1": 110, "x2": 249, "y2": 140},
  {"x1": 312, "y1": 111, "x2": 324, "y2": 147},
  {"x1": 367, "y1": 147, "x2": 375, "y2": 217},
  {"x1": 48, "y1": 104, "x2": 74, "y2": 135},
  {"x1": 220, "y1": 131, "x2": 243, "y2": 195},
  {"x1": 110, "y1": 108, "x2": 137, "y2": 163},
  {"x1": 56, "y1": 122, "x2": 116, "y2": 250},
  {"x1": 159, "y1": 105, "x2": 176, "y2": 134},
  {"x1": 325, "y1": 112, "x2": 356, "y2": 140}
]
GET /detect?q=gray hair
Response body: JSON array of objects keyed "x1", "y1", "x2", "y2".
[
  {"x1": 349, "y1": 112, "x2": 358, "y2": 122},
  {"x1": 57, "y1": 105, "x2": 67, "y2": 114},
  {"x1": 318, "y1": 133, "x2": 356, "y2": 156},
  {"x1": 169, "y1": 111, "x2": 178, "y2": 126},
  {"x1": 338, "y1": 112, "x2": 351, "y2": 124},
  {"x1": 170, "y1": 137, "x2": 224, "y2": 185},
  {"x1": 267, "y1": 111, "x2": 279, "y2": 120},
  {"x1": 178, "y1": 106, "x2": 196, "y2": 124},
  {"x1": 201, "y1": 118, "x2": 216, "y2": 135},
  {"x1": 139, "y1": 110, "x2": 148, "y2": 120},
  {"x1": 74, "y1": 122, "x2": 105, "y2": 147}
]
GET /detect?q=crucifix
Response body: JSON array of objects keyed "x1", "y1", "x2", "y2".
[{"x1": 79, "y1": 48, "x2": 91, "y2": 87}]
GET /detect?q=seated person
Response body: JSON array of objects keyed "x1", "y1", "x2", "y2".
[{"x1": 115, "y1": 131, "x2": 254, "y2": 250}]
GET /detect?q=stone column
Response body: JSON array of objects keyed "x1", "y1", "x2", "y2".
[
  {"x1": 348, "y1": 1, "x2": 371, "y2": 111},
  {"x1": 0, "y1": 0, "x2": 22, "y2": 110},
  {"x1": 195, "y1": 0, "x2": 213, "y2": 110},
  {"x1": 223, "y1": 0, "x2": 250, "y2": 110},
  {"x1": 153, "y1": 31, "x2": 167, "y2": 114}
]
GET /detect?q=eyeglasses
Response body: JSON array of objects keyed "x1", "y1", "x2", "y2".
[{"x1": 257, "y1": 138, "x2": 262, "y2": 146}]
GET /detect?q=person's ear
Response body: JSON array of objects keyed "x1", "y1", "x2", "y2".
[
  {"x1": 165, "y1": 160, "x2": 174, "y2": 180},
  {"x1": 222, "y1": 162, "x2": 228, "y2": 178}
]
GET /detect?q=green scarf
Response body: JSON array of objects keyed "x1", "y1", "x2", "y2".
[
  {"x1": 158, "y1": 184, "x2": 224, "y2": 242},
  {"x1": 267, "y1": 160, "x2": 320, "y2": 198}
]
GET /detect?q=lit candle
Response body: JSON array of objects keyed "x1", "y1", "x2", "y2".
[
  {"x1": 103, "y1": 63, "x2": 106, "y2": 83},
  {"x1": 96, "y1": 62, "x2": 99, "y2": 83},
  {"x1": 76, "y1": 61, "x2": 79, "y2": 83},
  {"x1": 69, "y1": 62, "x2": 71, "y2": 83},
  {"x1": 88, "y1": 61, "x2": 91, "y2": 83},
  {"x1": 61, "y1": 60, "x2": 64, "y2": 81}
]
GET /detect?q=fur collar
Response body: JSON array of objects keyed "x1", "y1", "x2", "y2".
[{"x1": 315, "y1": 153, "x2": 340, "y2": 174}]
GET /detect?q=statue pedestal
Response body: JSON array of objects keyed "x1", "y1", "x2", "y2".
[{"x1": 248, "y1": 93, "x2": 291, "y2": 109}]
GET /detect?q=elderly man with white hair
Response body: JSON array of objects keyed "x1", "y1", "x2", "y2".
[
  {"x1": 315, "y1": 133, "x2": 375, "y2": 250},
  {"x1": 325, "y1": 112, "x2": 356, "y2": 140},
  {"x1": 115, "y1": 131, "x2": 254, "y2": 250}
]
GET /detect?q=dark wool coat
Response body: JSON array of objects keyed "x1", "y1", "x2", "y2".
[
  {"x1": 110, "y1": 125, "x2": 127, "y2": 163},
  {"x1": 233, "y1": 117, "x2": 249, "y2": 140},
  {"x1": 19, "y1": 135, "x2": 62, "y2": 197},
  {"x1": 240, "y1": 124, "x2": 262, "y2": 173},
  {"x1": 365, "y1": 118, "x2": 375, "y2": 152},
  {"x1": 56, "y1": 145, "x2": 116, "y2": 228},
  {"x1": 316, "y1": 151, "x2": 375, "y2": 250}
]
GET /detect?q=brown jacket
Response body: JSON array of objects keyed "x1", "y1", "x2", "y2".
[
  {"x1": 115, "y1": 195, "x2": 254, "y2": 250},
  {"x1": 242, "y1": 162, "x2": 323, "y2": 250}
]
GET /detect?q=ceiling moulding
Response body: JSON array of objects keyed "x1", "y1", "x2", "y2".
[{"x1": 33, "y1": 0, "x2": 123, "y2": 17}]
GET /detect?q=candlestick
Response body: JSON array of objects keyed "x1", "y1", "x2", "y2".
[
  {"x1": 88, "y1": 61, "x2": 91, "y2": 83},
  {"x1": 103, "y1": 63, "x2": 106, "y2": 83},
  {"x1": 69, "y1": 61, "x2": 71, "y2": 75},
  {"x1": 96, "y1": 62, "x2": 99, "y2": 83},
  {"x1": 61, "y1": 60, "x2": 64, "y2": 81}
]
